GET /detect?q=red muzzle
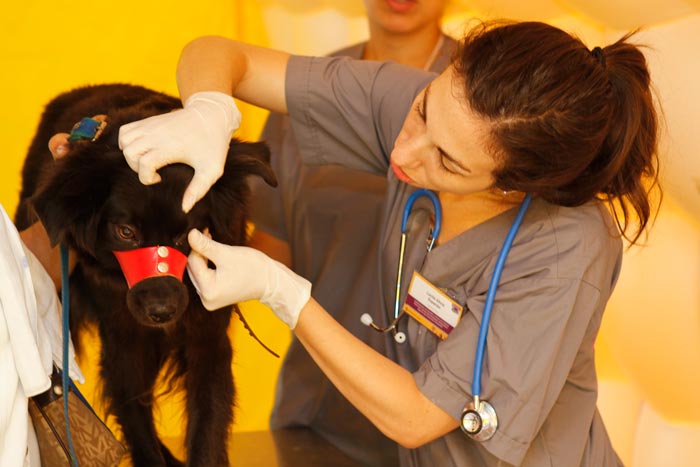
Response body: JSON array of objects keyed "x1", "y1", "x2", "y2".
[{"x1": 113, "y1": 246, "x2": 188, "y2": 289}]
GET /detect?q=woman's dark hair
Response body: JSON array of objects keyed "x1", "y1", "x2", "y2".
[{"x1": 454, "y1": 21, "x2": 661, "y2": 244}]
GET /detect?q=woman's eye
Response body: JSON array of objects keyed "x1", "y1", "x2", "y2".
[
  {"x1": 437, "y1": 149, "x2": 458, "y2": 174},
  {"x1": 414, "y1": 101, "x2": 426, "y2": 122},
  {"x1": 116, "y1": 225, "x2": 137, "y2": 240}
]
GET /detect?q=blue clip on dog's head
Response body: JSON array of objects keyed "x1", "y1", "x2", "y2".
[{"x1": 68, "y1": 117, "x2": 107, "y2": 142}]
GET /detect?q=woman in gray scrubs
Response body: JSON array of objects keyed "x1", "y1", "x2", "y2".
[{"x1": 118, "y1": 21, "x2": 659, "y2": 466}]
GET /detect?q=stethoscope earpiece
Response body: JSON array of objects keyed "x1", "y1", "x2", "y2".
[
  {"x1": 360, "y1": 313, "x2": 374, "y2": 327},
  {"x1": 460, "y1": 397, "x2": 498, "y2": 441},
  {"x1": 360, "y1": 313, "x2": 407, "y2": 344}
]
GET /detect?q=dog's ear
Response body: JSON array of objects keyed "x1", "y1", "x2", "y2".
[
  {"x1": 225, "y1": 140, "x2": 277, "y2": 188},
  {"x1": 30, "y1": 147, "x2": 115, "y2": 254},
  {"x1": 204, "y1": 140, "x2": 276, "y2": 245}
]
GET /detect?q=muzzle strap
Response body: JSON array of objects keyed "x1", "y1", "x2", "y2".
[{"x1": 113, "y1": 246, "x2": 187, "y2": 288}]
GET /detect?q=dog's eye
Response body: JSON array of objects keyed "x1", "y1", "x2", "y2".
[{"x1": 116, "y1": 225, "x2": 137, "y2": 240}]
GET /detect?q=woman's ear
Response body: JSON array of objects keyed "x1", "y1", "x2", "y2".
[{"x1": 48, "y1": 133, "x2": 70, "y2": 159}]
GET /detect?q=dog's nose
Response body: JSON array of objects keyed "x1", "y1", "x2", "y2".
[
  {"x1": 126, "y1": 276, "x2": 189, "y2": 327},
  {"x1": 147, "y1": 306, "x2": 176, "y2": 323}
]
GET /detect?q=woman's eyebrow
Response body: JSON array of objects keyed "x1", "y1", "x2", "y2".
[{"x1": 423, "y1": 83, "x2": 471, "y2": 173}]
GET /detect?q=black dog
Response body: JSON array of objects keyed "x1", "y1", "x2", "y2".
[{"x1": 15, "y1": 84, "x2": 277, "y2": 466}]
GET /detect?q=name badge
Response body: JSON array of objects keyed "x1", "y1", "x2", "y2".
[{"x1": 403, "y1": 271, "x2": 463, "y2": 339}]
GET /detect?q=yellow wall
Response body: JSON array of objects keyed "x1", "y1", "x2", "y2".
[{"x1": 0, "y1": 0, "x2": 286, "y2": 438}]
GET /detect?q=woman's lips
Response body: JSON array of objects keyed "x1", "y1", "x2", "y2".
[
  {"x1": 386, "y1": 0, "x2": 416, "y2": 14},
  {"x1": 391, "y1": 162, "x2": 414, "y2": 183}
]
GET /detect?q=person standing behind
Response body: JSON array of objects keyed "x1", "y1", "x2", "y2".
[{"x1": 247, "y1": 1, "x2": 455, "y2": 464}]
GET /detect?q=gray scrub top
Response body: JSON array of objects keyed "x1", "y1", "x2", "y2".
[
  {"x1": 285, "y1": 55, "x2": 625, "y2": 467},
  {"x1": 250, "y1": 38, "x2": 457, "y2": 466}
]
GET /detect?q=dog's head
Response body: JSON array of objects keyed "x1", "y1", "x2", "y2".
[{"x1": 30, "y1": 104, "x2": 276, "y2": 327}]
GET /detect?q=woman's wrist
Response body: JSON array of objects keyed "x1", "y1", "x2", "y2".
[
  {"x1": 259, "y1": 257, "x2": 312, "y2": 329},
  {"x1": 184, "y1": 91, "x2": 241, "y2": 137}
]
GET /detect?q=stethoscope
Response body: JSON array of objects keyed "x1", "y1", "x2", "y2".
[
  {"x1": 361, "y1": 188, "x2": 441, "y2": 344},
  {"x1": 361, "y1": 188, "x2": 533, "y2": 442}
]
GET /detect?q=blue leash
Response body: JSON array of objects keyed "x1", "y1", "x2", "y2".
[{"x1": 60, "y1": 243, "x2": 79, "y2": 466}]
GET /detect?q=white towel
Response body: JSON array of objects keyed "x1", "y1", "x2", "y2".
[{"x1": 0, "y1": 205, "x2": 83, "y2": 467}]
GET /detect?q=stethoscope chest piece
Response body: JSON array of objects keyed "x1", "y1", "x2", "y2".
[{"x1": 460, "y1": 398, "x2": 498, "y2": 441}]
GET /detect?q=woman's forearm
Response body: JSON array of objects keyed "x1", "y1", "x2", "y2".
[
  {"x1": 177, "y1": 36, "x2": 290, "y2": 114},
  {"x1": 293, "y1": 299, "x2": 458, "y2": 448}
]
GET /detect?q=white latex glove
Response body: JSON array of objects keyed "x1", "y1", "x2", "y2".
[
  {"x1": 187, "y1": 229, "x2": 311, "y2": 329},
  {"x1": 118, "y1": 91, "x2": 242, "y2": 213}
]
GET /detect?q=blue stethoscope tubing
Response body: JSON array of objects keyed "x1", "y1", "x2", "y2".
[
  {"x1": 401, "y1": 189, "x2": 442, "y2": 243},
  {"x1": 472, "y1": 193, "x2": 532, "y2": 398},
  {"x1": 394, "y1": 188, "x2": 442, "y2": 320}
]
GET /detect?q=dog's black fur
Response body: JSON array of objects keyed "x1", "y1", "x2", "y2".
[{"x1": 15, "y1": 84, "x2": 277, "y2": 467}]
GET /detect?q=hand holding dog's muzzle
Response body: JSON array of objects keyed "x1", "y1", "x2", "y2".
[
  {"x1": 118, "y1": 91, "x2": 242, "y2": 213},
  {"x1": 187, "y1": 229, "x2": 311, "y2": 329}
]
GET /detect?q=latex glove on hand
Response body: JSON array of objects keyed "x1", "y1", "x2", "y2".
[
  {"x1": 187, "y1": 229, "x2": 311, "y2": 329},
  {"x1": 118, "y1": 91, "x2": 242, "y2": 213}
]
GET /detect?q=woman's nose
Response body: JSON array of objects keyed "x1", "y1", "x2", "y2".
[{"x1": 392, "y1": 130, "x2": 430, "y2": 168}]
